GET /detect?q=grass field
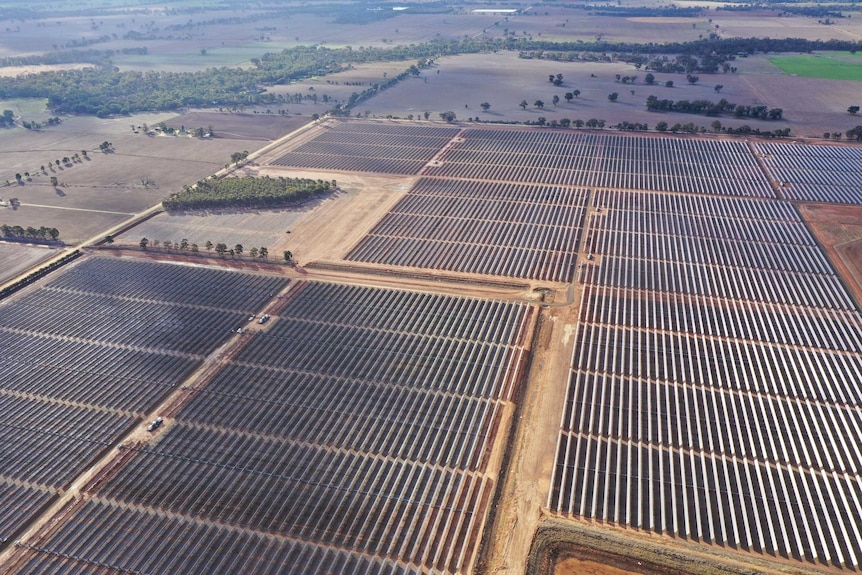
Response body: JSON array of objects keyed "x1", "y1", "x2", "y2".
[{"x1": 770, "y1": 53, "x2": 862, "y2": 81}]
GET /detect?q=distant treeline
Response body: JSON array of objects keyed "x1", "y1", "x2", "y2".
[
  {"x1": 0, "y1": 36, "x2": 860, "y2": 117},
  {"x1": 0, "y1": 48, "x2": 147, "y2": 68},
  {"x1": 588, "y1": 6, "x2": 703, "y2": 17},
  {"x1": 163, "y1": 176, "x2": 334, "y2": 211}
]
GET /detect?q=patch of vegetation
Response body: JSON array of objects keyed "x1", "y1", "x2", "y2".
[
  {"x1": 0, "y1": 224, "x2": 60, "y2": 243},
  {"x1": 770, "y1": 54, "x2": 862, "y2": 81},
  {"x1": 646, "y1": 95, "x2": 784, "y2": 120},
  {"x1": 162, "y1": 176, "x2": 334, "y2": 212}
]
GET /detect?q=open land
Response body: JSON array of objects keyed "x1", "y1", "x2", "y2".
[
  {"x1": 0, "y1": 242, "x2": 58, "y2": 284},
  {"x1": 2, "y1": 3, "x2": 862, "y2": 575},
  {"x1": 0, "y1": 111, "x2": 310, "y2": 242}
]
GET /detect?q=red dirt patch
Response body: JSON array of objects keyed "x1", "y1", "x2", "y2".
[{"x1": 799, "y1": 203, "x2": 862, "y2": 305}]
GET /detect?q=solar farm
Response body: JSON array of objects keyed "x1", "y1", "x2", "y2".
[{"x1": 2, "y1": 118, "x2": 862, "y2": 575}]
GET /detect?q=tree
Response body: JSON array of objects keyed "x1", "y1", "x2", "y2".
[
  {"x1": 534, "y1": 100, "x2": 544, "y2": 109},
  {"x1": 215, "y1": 243, "x2": 228, "y2": 256},
  {"x1": 163, "y1": 240, "x2": 173, "y2": 251},
  {"x1": 665, "y1": 80, "x2": 674, "y2": 88},
  {"x1": 847, "y1": 125, "x2": 862, "y2": 140},
  {"x1": 553, "y1": 73, "x2": 564, "y2": 86},
  {"x1": 714, "y1": 84, "x2": 724, "y2": 93},
  {"x1": 711, "y1": 120, "x2": 722, "y2": 132},
  {"x1": 105, "y1": 235, "x2": 114, "y2": 244},
  {"x1": 259, "y1": 247, "x2": 268, "y2": 259},
  {"x1": 249, "y1": 247, "x2": 259, "y2": 258},
  {"x1": 849, "y1": 106, "x2": 860, "y2": 115},
  {"x1": 574, "y1": 119, "x2": 584, "y2": 129},
  {"x1": 480, "y1": 102, "x2": 491, "y2": 112},
  {"x1": 283, "y1": 250, "x2": 293, "y2": 263},
  {"x1": 552, "y1": 95, "x2": 560, "y2": 107},
  {"x1": 519, "y1": 100, "x2": 529, "y2": 110},
  {"x1": 565, "y1": 92, "x2": 574, "y2": 103},
  {"x1": 15, "y1": 173, "x2": 22, "y2": 183},
  {"x1": 608, "y1": 93, "x2": 618, "y2": 102},
  {"x1": 548, "y1": 74, "x2": 555, "y2": 83},
  {"x1": 645, "y1": 73, "x2": 655, "y2": 85},
  {"x1": 573, "y1": 90, "x2": 581, "y2": 98},
  {"x1": 205, "y1": 240, "x2": 213, "y2": 251},
  {"x1": 439, "y1": 111, "x2": 457, "y2": 122},
  {"x1": 179, "y1": 238, "x2": 189, "y2": 251},
  {"x1": 655, "y1": 121, "x2": 668, "y2": 132},
  {"x1": 234, "y1": 244, "x2": 243, "y2": 256},
  {"x1": 140, "y1": 237, "x2": 149, "y2": 249},
  {"x1": 686, "y1": 74, "x2": 699, "y2": 85}
]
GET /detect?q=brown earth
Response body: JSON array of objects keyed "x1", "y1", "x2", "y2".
[{"x1": 798, "y1": 203, "x2": 862, "y2": 306}]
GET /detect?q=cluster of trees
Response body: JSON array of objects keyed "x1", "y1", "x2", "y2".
[
  {"x1": 22, "y1": 117, "x2": 61, "y2": 130},
  {"x1": 162, "y1": 176, "x2": 334, "y2": 211},
  {"x1": 0, "y1": 109, "x2": 13, "y2": 127},
  {"x1": 826, "y1": 126, "x2": 862, "y2": 140},
  {"x1": 646, "y1": 95, "x2": 784, "y2": 120},
  {"x1": 1, "y1": 224, "x2": 60, "y2": 242}
]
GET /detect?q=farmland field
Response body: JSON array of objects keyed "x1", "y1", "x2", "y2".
[{"x1": 770, "y1": 53, "x2": 862, "y2": 81}]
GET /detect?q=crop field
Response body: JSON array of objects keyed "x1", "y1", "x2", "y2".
[
  {"x1": 550, "y1": 190, "x2": 862, "y2": 569},
  {"x1": 269, "y1": 121, "x2": 460, "y2": 174},
  {"x1": 755, "y1": 142, "x2": 862, "y2": 204},
  {"x1": 422, "y1": 130, "x2": 773, "y2": 197},
  {"x1": 347, "y1": 178, "x2": 588, "y2": 282},
  {"x1": 770, "y1": 53, "x2": 862, "y2": 81},
  {"x1": 6, "y1": 280, "x2": 533, "y2": 575}
]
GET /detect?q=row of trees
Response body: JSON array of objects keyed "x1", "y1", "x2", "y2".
[
  {"x1": 1, "y1": 225, "x2": 60, "y2": 242},
  {"x1": 137, "y1": 237, "x2": 270, "y2": 258},
  {"x1": 136, "y1": 237, "x2": 296, "y2": 262},
  {"x1": 646, "y1": 95, "x2": 784, "y2": 120},
  {"x1": 162, "y1": 176, "x2": 335, "y2": 211}
]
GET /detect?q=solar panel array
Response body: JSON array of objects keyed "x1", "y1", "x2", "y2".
[
  {"x1": 12, "y1": 281, "x2": 532, "y2": 575},
  {"x1": 270, "y1": 122, "x2": 460, "y2": 174},
  {"x1": 347, "y1": 178, "x2": 588, "y2": 282},
  {"x1": 0, "y1": 257, "x2": 287, "y2": 547},
  {"x1": 754, "y1": 142, "x2": 862, "y2": 204},
  {"x1": 422, "y1": 130, "x2": 774, "y2": 197},
  {"x1": 550, "y1": 190, "x2": 862, "y2": 569}
]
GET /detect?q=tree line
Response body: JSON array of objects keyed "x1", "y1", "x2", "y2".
[
  {"x1": 162, "y1": 176, "x2": 334, "y2": 212},
  {"x1": 646, "y1": 95, "x2": 784, "y2": 120},
  {"x1": 1, "y1": 224, "x2": 60, "y2": 243}
]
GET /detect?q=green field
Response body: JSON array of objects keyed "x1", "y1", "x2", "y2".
[{"x1": 770, "y1": 52, "x2": 862, "y2": 80}]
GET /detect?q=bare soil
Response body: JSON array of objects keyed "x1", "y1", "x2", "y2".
[
  {"x1": 798, "y1": 202, "x2": 862, "y2": 306},
  {"x1": 0, "y1": 242, "x2": 59, "y2": 286}
]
